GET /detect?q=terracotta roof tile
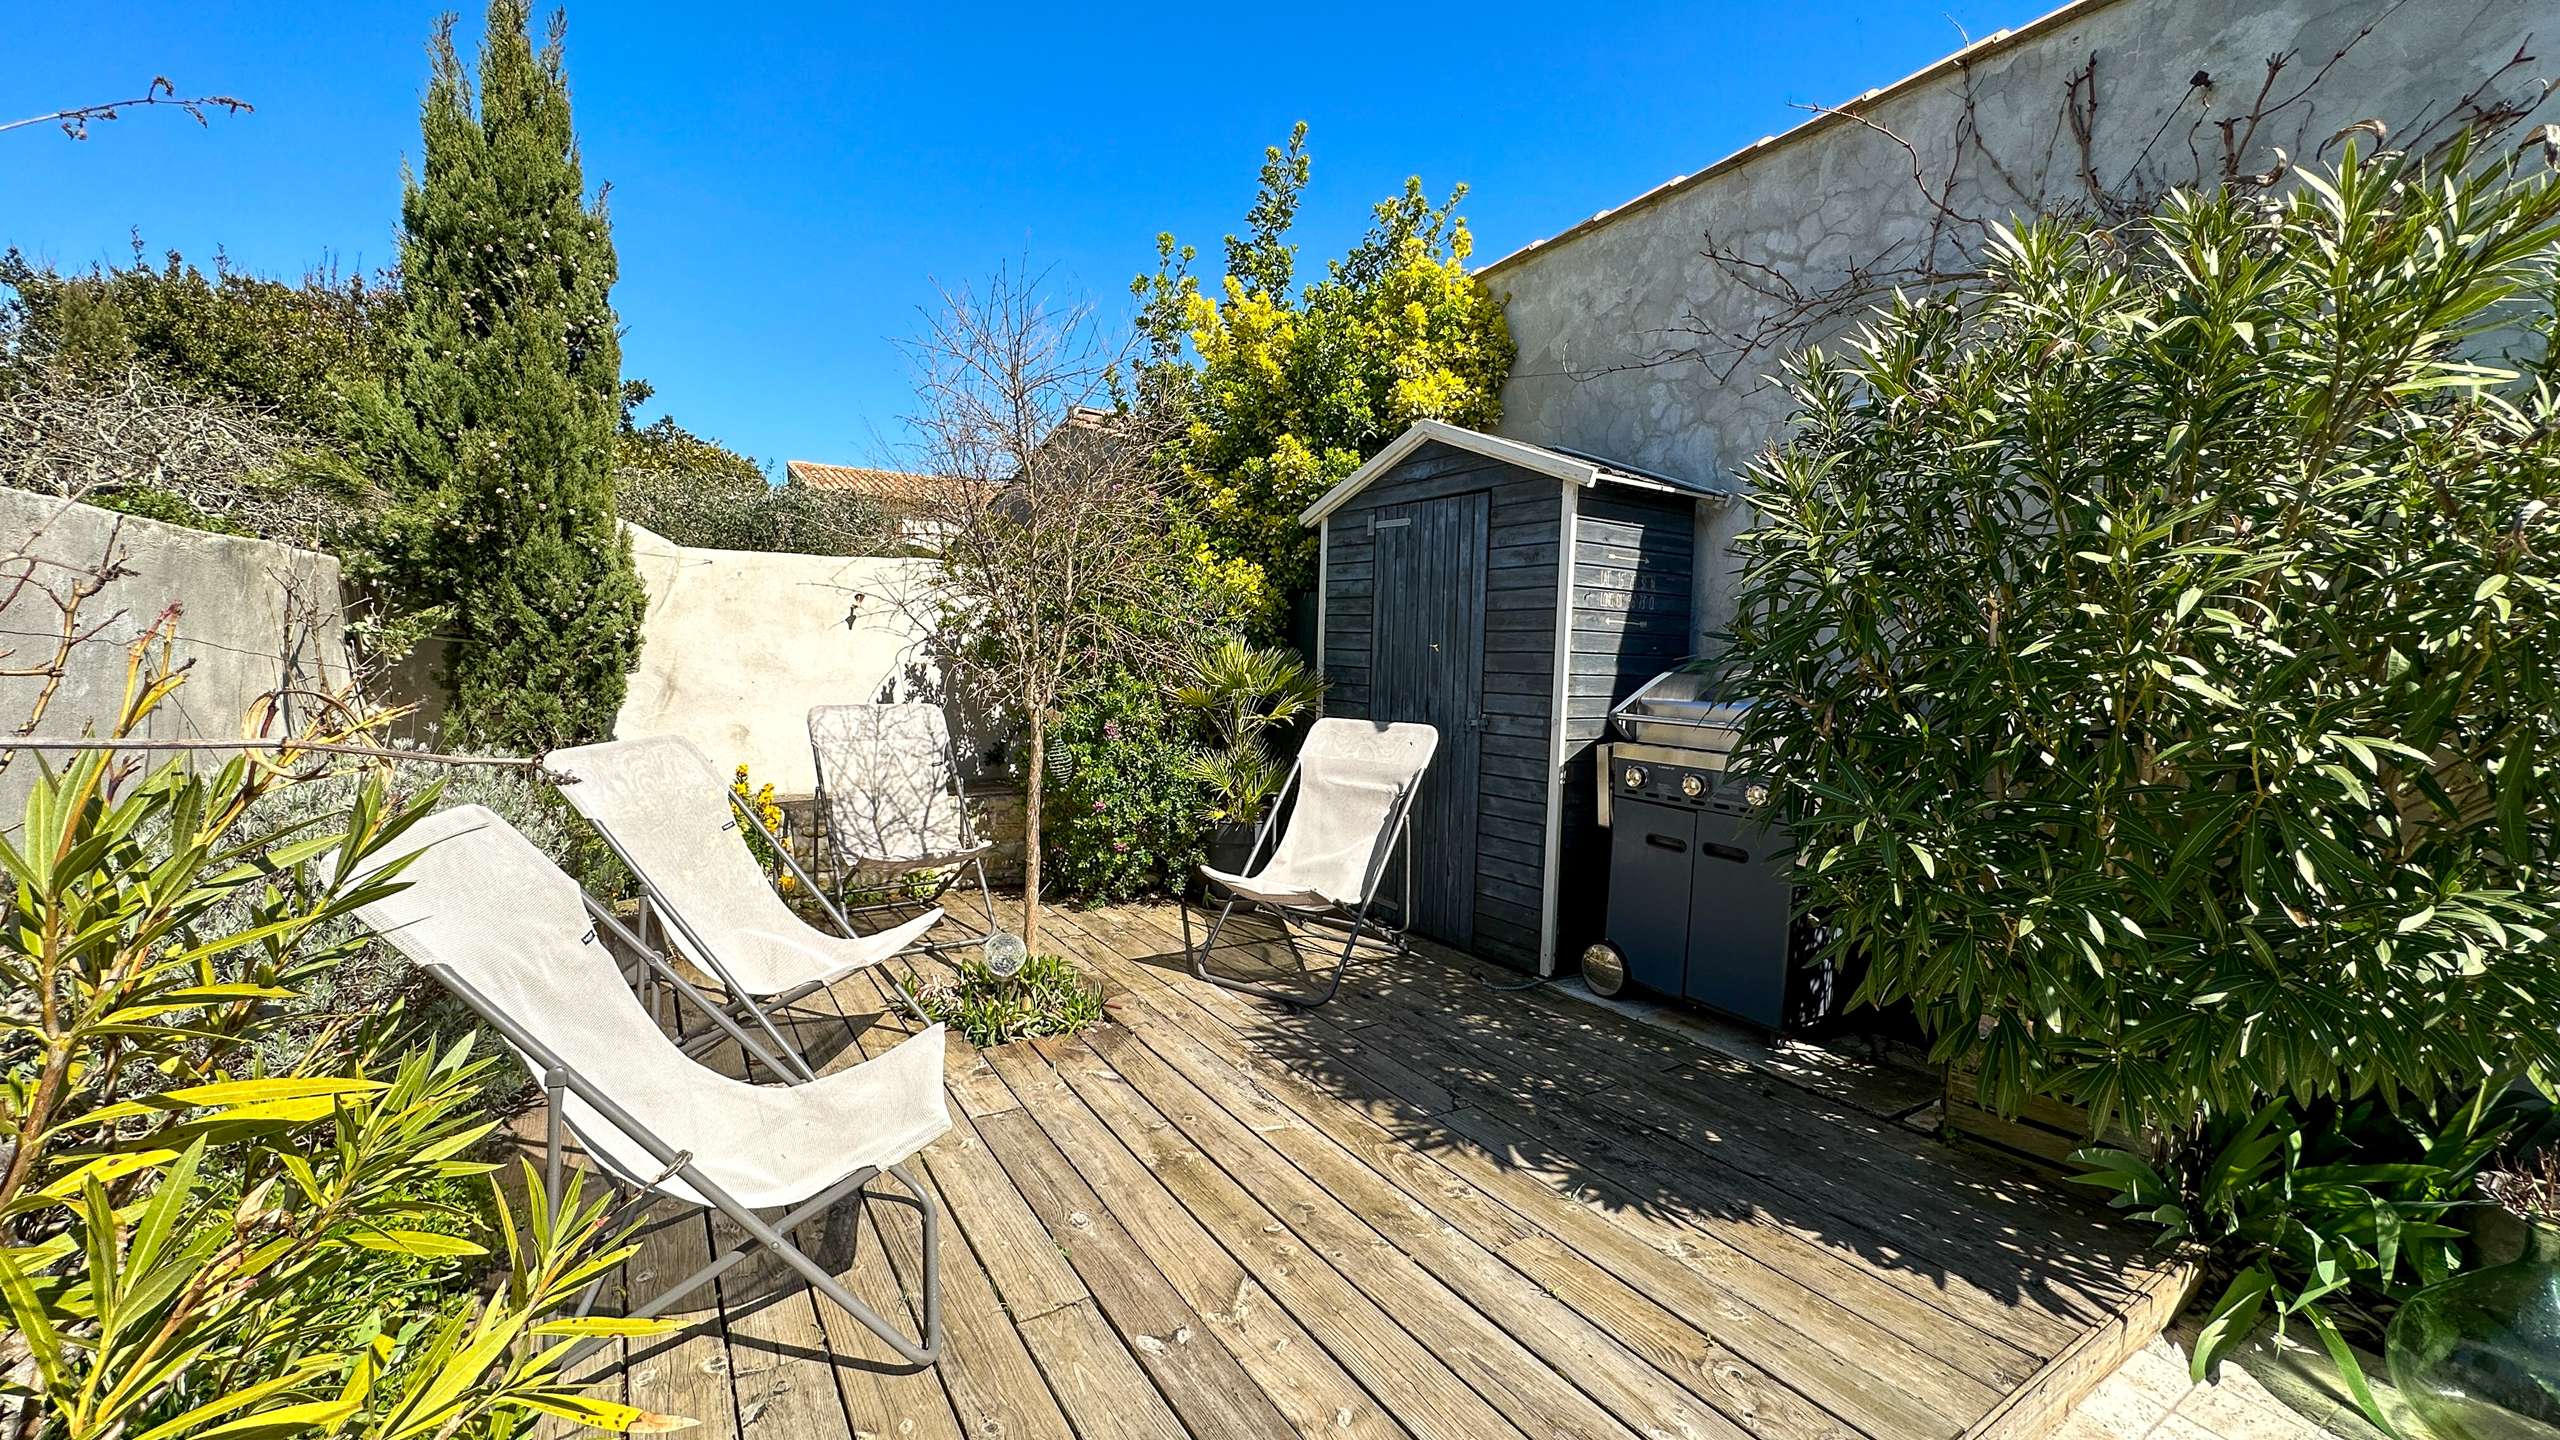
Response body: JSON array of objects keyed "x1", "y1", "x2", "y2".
[{"x1": 784, "y1": 461, "x2": 964, "y2": 506}]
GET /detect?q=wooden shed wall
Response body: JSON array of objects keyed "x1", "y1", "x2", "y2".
[
  {"x1": 1552, "y1": 487, "x2": 1696, "y2": 953},
  {"x1": 1321, "y1": 440, "x2": 1559, "y2": 969}
]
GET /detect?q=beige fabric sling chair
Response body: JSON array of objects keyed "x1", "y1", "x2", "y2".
[
  {"x1": 549, "y1": 734, "x2": 941, "y2": 1084},
  {"x1": 350, "y1": 805, "x2": 950, "y2": 1367},
  {"x1": 1183, "y1": 718, "x2": 1439, "y2": 1007}
]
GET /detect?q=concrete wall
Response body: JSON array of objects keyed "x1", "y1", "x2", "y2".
[
  {"x1": 1482, "y1": 0, "x2": 2557, "y2": 642},
  {"x1": 616, "y1": 523, "x2": 951, "y2": 796},
  {"x1": 1, "y1": 486, "x2": 352, "y2": 820}
]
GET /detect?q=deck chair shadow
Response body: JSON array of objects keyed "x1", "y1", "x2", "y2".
[
  {"x1": 549, "y1": 734, "x2": 941, "y2": 1084},
  {"x1": 807, "y1": 703, "x2": 1000, "y2": 955},
  {"x1": 350, "y1": 805, "x2": 949, "y2": 1368},
  {"x1": 1182, "y1": 718, "x2": 1438, "y2": 1007}
]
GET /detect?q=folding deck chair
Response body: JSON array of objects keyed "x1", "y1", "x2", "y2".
[
  {"x1": 1182, "y1": 718, "x2": 1438, "y2": 1007},
  {"x1": 350, "y1": 805, "x2": 949, "y2": 1367},
  {"x1": 549, "y1": 735, "x2": 943, "y2": 1084},
  {"x1": 806, "y1": 703, "x2": 1000, "y2": 956}
]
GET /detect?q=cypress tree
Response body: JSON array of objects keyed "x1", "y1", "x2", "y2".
[{"x1": 394, "y1": 0, "x2": 644, "y2": 751}]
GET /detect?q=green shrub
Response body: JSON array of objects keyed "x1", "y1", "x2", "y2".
[
  {"x1": 1171, "y1": 635, "x2": 1324, "y2": 826},
  {"x1": 0, "y1": 243, "x2": 399, "y2": 451},
  {"x1": 2076, "y1": 1092, "x2": 2515, "y2": 1419},
  {"x1": 918, "y1": 953, "x2": 1104, "y2": 1047},
  {"x1": 616, "y1": 466, "x2": 897, "y2": 555},
  {"x1": 1725, "y1": 140, "x2": 2560, "y2": 1139},
  {"x1": 1043, "y1": 670, "x2": 1210, "y2": 901},
  {"x1": 1133, "y1": 124, "x2": 1515, "y2": 637},
  {"x1": 0, "y1": 666, "x2": 666, "y2": 1437}
]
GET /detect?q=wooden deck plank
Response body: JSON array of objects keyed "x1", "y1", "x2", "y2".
[
  {"x1": 1048, "y1": 908, "x2": 1951, "y2": 1440},
  {"x1": 763, "y1": 991, "x2": 967, "y2": 1440},
  {"x1": 1082, "y1": 900, "x2": 2181, "y2": 1436},
  {"x1": 543, "y1": 894, "x2": 2183, "y2": 1440},
  {"x1": 995, "y1": 1036, "x2": 1410, "y2": 1440},
  {"x1": 817, "y1": 976, "x2": 1086, "y2": 1440},
  {"x1": 1016, "y1": 1299, "x2": 1192, "y2": 1440},
  {"x1": 620, "y1": 1208, "x2": 743, "y2": 1440},
  {"x1": 1051, "y1": 1025, "x2": 1748, "y2": 1440},
  {"x1": 969, "y1": 1098, "x2": 1305, "y2": 1440},
  {"x1": 1083, "y1": 908, "x2": 2070, "y2": 1375},
  {"x1": 993, "y1": 1042, "x2": 1543, "y2": 1440},
  {"x1": 1101, "y1": 901, "x2": 2138, "y2": 1346},
  {"x1": 1057, "y1": 951, "x2": 1863, "y2": 1440}
]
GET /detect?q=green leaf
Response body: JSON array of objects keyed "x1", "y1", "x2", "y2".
[
  {"x1": 346, "y1": 1229, "x2": 489, "y2": 1259},
  {"x1": 2303, "y1": 1306, "x2": 2396, "y2": 1435},
  {"x1": 0, "y1": 1244, "x2": 66, "y2": 1389},
  {"x1": 2191, "y1": 1265, "x2": 2276, "y2": 1383}
]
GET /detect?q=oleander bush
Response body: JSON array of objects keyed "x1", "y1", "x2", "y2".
[
  {"x1": 1727, "y1": 139, "x2": 2560, "y2": 1414},
  {"x1": 0, "y1": 652, "x2": 669, "y2": 1437},
  {"x1": 1729, "y1": 139, "x2": 2560, "y2": 1136}
]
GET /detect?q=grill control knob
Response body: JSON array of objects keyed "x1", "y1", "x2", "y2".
[
  {"x1": 1680, "y1": 773, "x2": 1706, "y2": 799},
  {"x1": 1621, "y1": 764, "x2": 1647, "y2": 790},
  {"x1": 1745, "y1": 782, "x2": 1772, "y2": 808}
]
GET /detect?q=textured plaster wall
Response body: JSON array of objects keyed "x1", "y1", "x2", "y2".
[
  {"x1": 1, "y1": 486, "x2": 352, "y2": 823},
  {"x1": 615, "y1": 523, "x2": 951, "y2": 796},
  {"x1": 1485, "y1": 0, "x2": 2557, "y2": 642}
]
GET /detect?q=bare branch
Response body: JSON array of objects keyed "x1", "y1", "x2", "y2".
[
  {"x1": 0, "y1": 77, "x2": 252, "y2": 140},
  {"x1": 887, "y1": 265, "x2": 1203, "y2": 949}
]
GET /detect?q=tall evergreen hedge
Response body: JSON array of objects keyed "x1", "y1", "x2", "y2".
[{"x1": 394, "y1": 0, "x2": 643, "y2": 751}]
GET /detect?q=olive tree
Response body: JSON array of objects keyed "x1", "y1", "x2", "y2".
[
  {"x1": 901, "y1": 270, "x2": 1199, "y2": 952},
  {"x1": 1725, "y1": 140, "x2": 2560, "y2": 1138}
]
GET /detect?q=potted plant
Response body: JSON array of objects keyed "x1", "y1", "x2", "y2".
[{"x1": 1173, "y1": 636, "x2": 1326, "y2": 875}]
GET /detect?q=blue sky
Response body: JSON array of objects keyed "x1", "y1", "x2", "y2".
[{"x1": 6, "y1": 1, "x2": 2052, "y2": 471}]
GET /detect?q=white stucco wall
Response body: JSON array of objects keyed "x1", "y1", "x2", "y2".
[
  {"x1": 1483, "y1": 0, "x2": 2557, "y2": 641},
  {"x1": 616, "y1": 523, "x2": 946, "y2": 795}
]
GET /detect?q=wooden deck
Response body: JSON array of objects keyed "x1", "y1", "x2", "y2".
[{"x1": 556, "y1": 899, "x2": 2190, "y2": 1440}]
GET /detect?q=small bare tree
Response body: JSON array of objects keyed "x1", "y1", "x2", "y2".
[{"x1": 901, "y1": 268, "x2": 1195, "y2": 953}]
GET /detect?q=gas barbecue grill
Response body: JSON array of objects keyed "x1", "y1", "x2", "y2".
[{"x1": 1587, "y1": 660, "x2": 1836, "y2": 1030}]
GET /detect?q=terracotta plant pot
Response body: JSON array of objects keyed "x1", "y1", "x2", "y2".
[{"x1": 2469, "y1": 1203, "x2": 2560, "y2": 1269}]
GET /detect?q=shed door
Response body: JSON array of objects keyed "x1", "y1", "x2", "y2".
[{"x1": 1368, "y1": 492, "x2": 1486, "y2": 947}]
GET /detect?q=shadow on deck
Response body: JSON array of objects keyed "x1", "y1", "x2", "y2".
[{"x1": 541, "y1": 896, "x2": 2192, "y2": 1440}]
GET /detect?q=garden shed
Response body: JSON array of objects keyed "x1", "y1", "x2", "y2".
[{"x1": 1304, "y1": 419, "x2": 1710, "y2": 973}]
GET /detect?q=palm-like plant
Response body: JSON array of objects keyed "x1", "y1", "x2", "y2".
[{"x1": 1171, "y1": 637, "x2": 1325, "y2": 827}]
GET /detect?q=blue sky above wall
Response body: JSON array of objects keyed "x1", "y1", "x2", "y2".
[{"x1": 6, "y1": 0, "x2": 2056, "y2": 471}]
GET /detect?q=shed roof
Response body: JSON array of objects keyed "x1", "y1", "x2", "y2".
[{"x1": 1296, "y1": 419, "x2": 1723, "y2": 527}]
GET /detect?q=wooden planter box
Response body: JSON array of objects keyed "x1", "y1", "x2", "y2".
[{"x1": 1943, "y1": 1063, "x2": 2136, "y2": 1170}]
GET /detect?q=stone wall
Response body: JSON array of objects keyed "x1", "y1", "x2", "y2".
[
  {"x1": 1482, "y1": 0, "x2": 2556, "y2": 642},
  {"x1": 0, "y1": 486, "x2": 352, "y2": 822}
]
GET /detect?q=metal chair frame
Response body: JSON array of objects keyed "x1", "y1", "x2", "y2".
[
  {"x1": 578, "y1": 778, "x2": 936, "y2": 1087},
  {"x1": 1178, "y1": 761, "x2": 1423, "y2": 1008},
  {"x1": 808, "y1": 720, "x2": 1002, "y2": 959},
  {"x1": 428, "y1": 963, "x2": 943, "y2": 1371}
]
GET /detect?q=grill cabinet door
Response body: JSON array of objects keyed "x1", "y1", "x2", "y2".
[
  {"x1": 1684, "y1": 810, "x2": 1794, "y2": 1027},
  {"x1": 1606, "y1": 796, "x2": 1695, "y2": 995}
]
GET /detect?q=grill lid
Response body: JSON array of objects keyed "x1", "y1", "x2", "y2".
[{"x1": 1612, "y1": 658, "x2": 1751, "y2": 752}]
